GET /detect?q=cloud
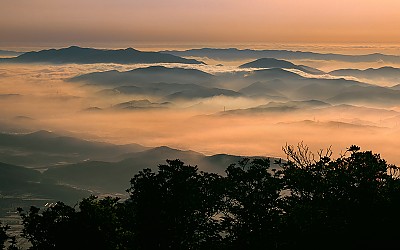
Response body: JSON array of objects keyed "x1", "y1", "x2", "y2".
[{"x1": 1, "y1": 62, "x2": 400, "y2": 167}]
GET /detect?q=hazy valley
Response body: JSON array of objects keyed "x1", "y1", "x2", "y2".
[{"x1": 1, "y1": 46, "x2": 400, "y2": 220}]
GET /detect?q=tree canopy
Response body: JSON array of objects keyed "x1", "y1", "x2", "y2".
[{"x1": 8, "y1": 145, "x2": 400, "y2": 249}]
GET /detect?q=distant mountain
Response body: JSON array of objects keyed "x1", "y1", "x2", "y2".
[
  {"x1": 81, "y1": 107, "x2": 103, "y2": 112},
  {"x1": 164, "y1": 48, "x2": 400, "y2": 63},
  {"x1": 318, "y1": 104, "x2": 399, "y2": 118},
  {"x1": 43, "y1": 146, "x2": 274, "y2": 193},
  {"x1": 239, "y1": 58, "x2": 325, "y2": 75},
  {"x1": 164, "y1": 88, "x2": 242, "y2": 100},
  {"x1": 0, "y1": 93, "x2": 21, "y2": 99},
  {"x1": 99, "y1": 83, "x2": 207, "y2": 97},
  {"x1": 0, "y1": 162, "x2": 89, "y2": 203},
  {"x1": 327, "y1": 85, "x2": 400, "y2": 106},
  {"x1": 71, "y1": 66, "x2": 216, "y2": 86},
  {"x1": 98, "y1": 82, "x2": 240, "y2": 100},
  {"x1": 0, "y1": 161, "x2": 41, "y2": 184},
  {"x1": 244, "y1": 68, "x2": 304, "y2": 82},
  {"x1": 239, "y1": 80, "x2": 288, "y2": 99},
  {"x1": 293, "y1": 79, "x2": 363, "y2": 100},
  {"x1": 240, "y1": 58, "x2": 299, "y2": 69},
  {"x1": 0, "y1": 130, "x2": 148, "y2": 167},
  {"x1": 238, "y1": 68, "x2": 365, "y2": 100},
  {"x1": 0, "y1": 46, "x2": 203, "y2": 64},
  {"x1": 220, "y1": 101, "x2": 400, "y2": 124},
  {"x1": 261, "y1": 100, "x2": 331, "y2": 109},
  {"x1": 112, "y1": 99, "x2": 171, "y2": 110},
  {"x1": 276, "y1": 120, "x2": 384, "y2": 130},
  {"x1": 329, "y1": 66, "x2": 400, "y2": 83},
  {"x1": 74, "y1": 66, "x2": 242, "y2": 99},
  {"x1": 222, "y1": 100, "x2": 331, "y2": 115}
]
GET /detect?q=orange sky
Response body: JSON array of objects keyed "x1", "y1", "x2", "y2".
[{"x1": 1, "y1": 0, "x2": 400, "y2": 47}]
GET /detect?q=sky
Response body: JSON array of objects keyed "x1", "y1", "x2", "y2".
[{"x1": 1, "y1": 0, "x2": 400, "y2": 48}]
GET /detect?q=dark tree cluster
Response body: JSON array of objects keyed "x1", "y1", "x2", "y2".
[
  {"x1": 0, "y1": 222, "x2": 17, "y2": 250},
  {"x1": 7, "y1": 145, "x2": 400, "y2": 249}
]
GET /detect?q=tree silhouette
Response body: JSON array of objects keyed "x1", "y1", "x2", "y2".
[
  {"x1": 0, "y1": 222, "x2": 10, "y2": 249},
  {"x1": 12, "y1": 146, "x2": 400, "y2": 249},
  {"x1": 279, "y1": 144, "x2": 400, "y2": 249},
  {"x1": 125, "y1": 159, "x2": 225, "y2": 249},
  {"x1": 18, "y1": 197, "x2": 125, "y2": 250},
  {"x1": 222, "y1": 158, "x2": 282, "y2": 249}
]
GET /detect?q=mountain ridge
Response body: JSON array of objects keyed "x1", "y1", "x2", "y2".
[
  {"x1": 239, "y1": 58, "x2": 325, "y2": 75},
  {"x1": 0, "y1": 46, "x2": 204, "y2": 64},
  {"x1": 163, "y1": 48, "x2": 400, "y2": 63}
]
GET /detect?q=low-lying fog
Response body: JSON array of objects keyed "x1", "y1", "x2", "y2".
[{"x1": 1, "y1": 60, "x2": 400, "y2": 165}]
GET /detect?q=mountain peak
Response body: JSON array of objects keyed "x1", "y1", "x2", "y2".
[
  {"x1": 124, "y1": 47, "x2": 139, "y2": 52},
  {"x1": 67, "y1": 45, "x2": 82, "y2": 50},
  {"x1": 24, "y1": 130, "x2": 57, "y2": 139},
  {"x1": 243, "y1": 58, "x2": 295, "y2": 67}
]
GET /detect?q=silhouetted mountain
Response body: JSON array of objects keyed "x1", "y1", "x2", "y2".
[
  {"x1": 240, "y1": 58, "x2": 298, "y2": 68},
  {"x1": 164, "y1": 48, "x2": 400, "y2": 63},
  {"x1": 238, "y1": 68, "x2": 366, "y2": 100},
  {"x1": 222, "y1": 100, "x2": 331, "y2": 115},
  {"x1": 1, "y1": 46, "x2": 203, "y2": 64},
  {"x1": 293, "y1": 79, "x2": 364, "y2": 100},
  {"x1": 298, "y1": 65, "x2": 327, "y2": 75},
  {"x1": 330, "y1": 66, "x2": 400, "y2": 82},
  {"x1": 277, "y1": 120, "x2": 384, "y2": 130},
  {"x1": 239, "y1": 58, "x2": 325, "y2": 74},
  {"x1": 81, "y1": 107, "x2": 103, "y2": 112},
  {"x1": 113, "y1": 99, "x2": 171, "y2": 110},
  {"x1": 98, "y1": 83, "x2": 206, "y2": 97},
  {"x1": 239, "y1": 80, "x2": 288, "y2": 98},
  {"x1": 98, "y1": 82, "x2": 240, "y2": 100},
  {"x1": 244, "y1": 68, "x2": 302, "y2": 82},
  {"x1": 71, "y1": 66, "x2": 216, "y2": 86},
  {"x1": 327, "y1": 85, "x2": 400, "y2": 106},
  {"x1": 319, "y1": 104, "x2": 399, "y2": 118},
  {"x1": 219, "y1": 100, "x2": 400, "y2": 121},
  {"x1": 43, "y1": 146, "x2": 274, "y2": 193},
  {"x1": 0, "y1": 162, "x2": 89, "y2": 203},
  {"x1": 0, "y1": 93, "x2": 21, "y2": 99},
  {"x1": 0, "y1": 131, "x2": 148, "y2": 167},
  {"x1": 263, "y1": 100, "x2": 331, "y2": 109},
  {"x1": 74, "y1": 66, "x2": 244, "y2": 99},
  {"x1": 0, "y1": 162, "x2": 41, "y2": 184},
  {"x1": 13, "y1": 115, "x2": 35, "y2": 121},
  {"x1": 164, "y1": 88, "x2": 242, "y2": 100}
]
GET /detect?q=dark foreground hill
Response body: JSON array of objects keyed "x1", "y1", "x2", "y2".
[
  {"x1": 0, "y1": 130, "x2": 267, "y2": 194},
  {"x1": 43, "y1": 146, "x2": 266, "y2": 193},
  {"x1": 0, "y1": 161, "x2": 89, "y2": 204},
  {"x1": 0, "y1": 130, "x2": 147, "y2": 167}
]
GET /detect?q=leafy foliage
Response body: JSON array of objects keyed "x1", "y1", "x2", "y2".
[
  {"x1": 0, "y1": 223, "x2": 9, "y2": 250},
  {"x1": 0, "y1": 222, "x2": 18, "y2": 250},
  {"x1": 10, "y1": 146, "x2": 400, "y2": 249},
  {"x1": 125, "y1": 159, "x2": 225, "y2": 249}
]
